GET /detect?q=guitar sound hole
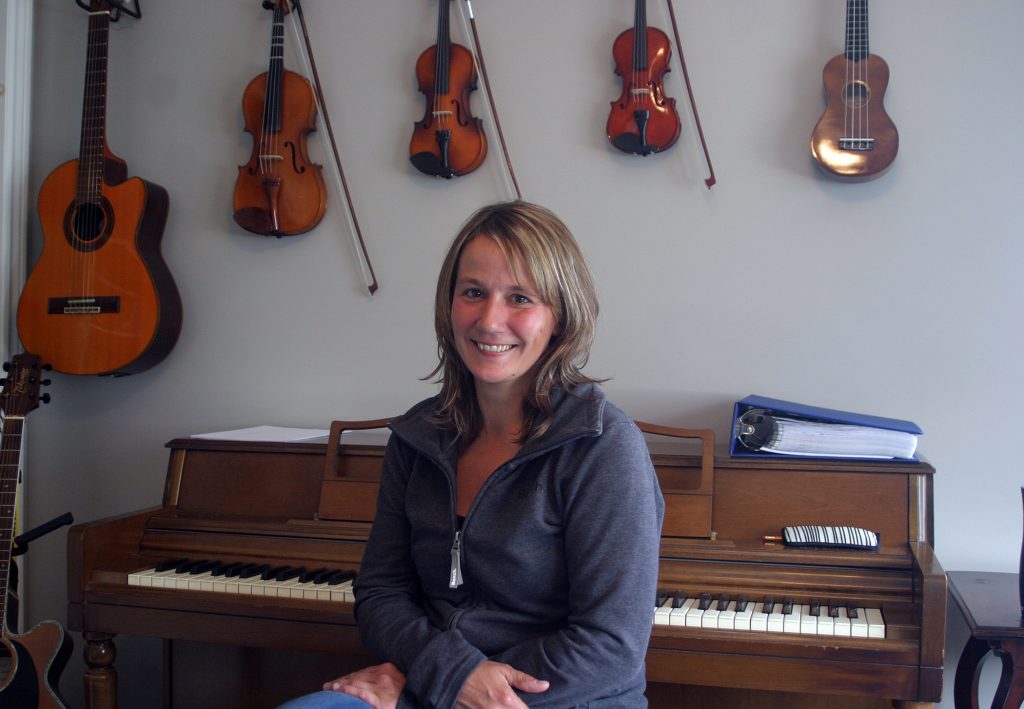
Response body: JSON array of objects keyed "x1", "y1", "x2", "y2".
[
  {"x1": 63, "y1": 198, "x2": 114, "y2": 252},
  {"x1": 842, "y1": 81, "x2": 871, "y2": 108}
]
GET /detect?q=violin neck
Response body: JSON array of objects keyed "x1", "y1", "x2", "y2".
[
  {"x1": 77, "y1": 2, "x2": 111, "y2": 206},
  {"x1": 844, "y1": 0, "x2": 869, "y2": 61},
  {"x1": 434, "y1": 0, "x2": 452, "y2": 95},
  {"x1": 263, "y1": 3, "x2": 287, "y2": 134},
  {"x1": 632, "y1": 0, "x2": 648, "y2": 71}
]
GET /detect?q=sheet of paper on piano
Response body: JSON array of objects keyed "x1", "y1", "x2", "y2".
[{"x1": 190, "y1": 425, "x2": 330, "y2": 442}]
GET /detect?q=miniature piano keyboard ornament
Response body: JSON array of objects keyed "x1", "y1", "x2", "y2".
[{"x1": 781, "y1": 525, "x2": 879, "y2": 550}]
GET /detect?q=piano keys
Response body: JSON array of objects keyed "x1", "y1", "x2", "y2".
[
  {"x1": 653, "y1": 592, "x2": 886, "y2": 637},
  {"x1": 67, "y1": 421, "x2": 946, "y2": 709}
]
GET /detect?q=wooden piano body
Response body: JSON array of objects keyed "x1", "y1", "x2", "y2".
[{"x1": 67, "y1": 423, "x2": 945, "y2": 708}]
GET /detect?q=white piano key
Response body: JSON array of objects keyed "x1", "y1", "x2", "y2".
[
  {"x1": 799, "y1": 604, "x2": 818, "y2": 634},
  {"x1": 850, "y1": 608, "x2": 869, "y2": 637},
  {"x1": 701, "y1": 604, "x2": 721, "y2": 628},
  {"x1": 684, "y1": 601, "x2": 705, "y2": 627},
  {"x1": 833, "y1": 607, "x2": 852, "y2": 637},
  {"x1": 782, "y1": 603, "x2": 802, "y2": 633},
  {"x1": 669, "y1": 597, "x2": 695, "y2": 626},
  {"x1": 766, "y1": 602, "x2": 785, "y2": 633},
  {"x1": 750, "y1": 602, "x2": 768, "y2": 631},
  {"x1": 717, "y1": 601, "x2": 737, "y2": 630},
  {"x1": 866, "y1": 607, "x2": 886, "y2": 638},
  {"x1": 734, "y1": 601, "x2": 753, "y2": 631},
  {"x1": 653, "y1": 597, "x2": 673, "y2": 625},
  {"x1": 816, "y1": 611, "x2": 835, "y2": 635}
]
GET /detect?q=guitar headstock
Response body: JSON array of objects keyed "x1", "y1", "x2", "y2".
[
  {"x1": 75, "y1": 0, "x2": 141, "y2": 21},
  {"x1": 1, "y1": 352, "x2": 51, "y2": 418}
]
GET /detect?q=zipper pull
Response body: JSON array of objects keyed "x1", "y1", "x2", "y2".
[{"x1": 449, "y1": 530, "x2": 464, "y2": 588}]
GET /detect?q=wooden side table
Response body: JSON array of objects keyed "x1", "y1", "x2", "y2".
[{"x1": 949, "y1": 571, "x2": 1024, "y2": 709}]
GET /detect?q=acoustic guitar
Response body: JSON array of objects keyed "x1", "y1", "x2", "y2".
[
  {"x1": 0, "y1": 353, "x2": 71, "y2": 708},
  {"x1": 16, "y1": 0, "x2": 182, "y2": 376},
  {"x1": 810, "y1": 0, "x2": 898, "y2": 180}
]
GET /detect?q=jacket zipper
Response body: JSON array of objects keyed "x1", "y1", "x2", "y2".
[{"x1": 449, "y1": 530, "x2": 463, "y2": 589}]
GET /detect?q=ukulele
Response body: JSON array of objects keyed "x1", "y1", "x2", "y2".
[
  {"x1": 810, "y1": 0, "x2": 898, "y2": 180},
  {"x1": 16, "y1": 0, "x2": 182, "y2": 376},
  {"x1": 0, "y1": 353, "x2": 70, "y2": 708}
]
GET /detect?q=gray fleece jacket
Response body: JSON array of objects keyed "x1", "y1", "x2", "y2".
[{"x1": 352, "y1": 383, "x2": 665, "y2": 708}]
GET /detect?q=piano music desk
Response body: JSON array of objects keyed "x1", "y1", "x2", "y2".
[{"x1": 949, "y1": 571, "x2": 1024, "y2": 709}]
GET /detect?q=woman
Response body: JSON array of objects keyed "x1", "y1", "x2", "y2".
[{"x1": 282, "y1": 201, "x2": 663, "y2": 708}]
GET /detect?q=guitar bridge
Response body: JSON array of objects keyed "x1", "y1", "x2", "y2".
[
  {"x1": 839, "y1": 137, "x2": 875, "y2": 151},
  {"x1": 48, "y1": 296, "x2": 120, "y2": 315}
]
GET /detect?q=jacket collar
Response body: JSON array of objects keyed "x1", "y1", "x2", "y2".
[{"x1": 389, "y1": 383, "x2": 607, "y2": 471}]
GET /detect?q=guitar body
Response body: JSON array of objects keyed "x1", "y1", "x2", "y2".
[
  {"x1": 0, "y1": 620, "x2": 73, "y2": 709},
  {"x1": 811, "y1": 52, "x2": 898, "y2": 181},
  {"x1": 17, "y1": 158, "x2": 182, "y2": 376}
]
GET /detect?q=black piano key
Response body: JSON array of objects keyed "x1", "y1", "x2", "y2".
[
  {"x1": 300, "y1": 567, "x2": 327, "y2": 583},
  {"x1": 698, "y1": 592, "x2": 713, "y2": 610},
  {"x1": 782, "y1": 598, "x2": 794, "y2": 614},
  {"x1": 314, "y1": 568, "x2": 339, "y2": 585},
  {"x1": 655, "y1": 592, "x2": 668, "y2": 608},
  {"x1": 672, "y1": 591, "x2": 687, "y2": 608},
  {"x1": 828, "y1": 599, "x2": 841, "y2": 617},
  {"x1": 190, "y1": 560, "x2": 221, "y2": 575},
  {"x1": 848, "y1": 605, "x2": 860, "y2": 619},
  {"x1": 155, "y1": 558, "x2": 188, "y2": 573},
  {"x1": 327, "y1": 570, "x2": 356, "y2": 586},
  {"x1": 239, "y1": 564, "x2": 268, "y2": 579},
  {"x1": 262, "y1": 565, "x2": 290, "y2": 581},
  {"x1": 275, "y1": 567, "x2": 303, "y2": 582},
  {"x1": 176, "y1": 559, "x2": 207, "y2": 574},
  {"x1": 215, "y1": 562, "x2": 245, "y2": 577},
  {"x1": 716, "y1": 594, "x2": 731, "y2": 612},
  {"x1": 809, "y1": 599, "x2": 821, "y2": 616},
  {"x1": 762, "y1": 596, "x2": 775, "y2": 614},
  {"x1": 734, "y1": 596, "x2": 748, "y2": 612}
]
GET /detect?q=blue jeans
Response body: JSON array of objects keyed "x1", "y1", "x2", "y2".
[{"x1": 277, "y1": 690, "x2": 373, "y2": 709}]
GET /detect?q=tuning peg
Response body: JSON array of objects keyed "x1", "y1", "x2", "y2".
[
  {"x1": 43, "y1": 364, "x2": 52, "y2": 371},
  {"x1": 40, "y1": 393, "x2": 51, "y2": 404},
  {"x1": 0, "y1": 378, "x2": 5, "y2": 387},
  {"x1": 2, "y1": 362, "x2": 8, "y2": 372},
  {"x1": 41, "y1": 378, "x2": 51, "y2": 386}
]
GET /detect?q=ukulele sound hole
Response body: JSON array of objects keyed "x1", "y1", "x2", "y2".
[
  {"x1": 64, "y1": 199, "x2": 114, "y2": 252},
  {"x1": 842, "y1": 81, "x2": 871, "y2": 108}
]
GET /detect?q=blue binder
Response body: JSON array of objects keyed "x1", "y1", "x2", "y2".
[{"x1": 730, "y1": 394, "x2": 922, "y2": 460}]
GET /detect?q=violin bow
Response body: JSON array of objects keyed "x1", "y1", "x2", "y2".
[
  {"x1": 665, "y1": 0, "x2": 716, "y2": 189},
  {"x1": 461, "y1": 0, "x2": 523, "y2": 200},
  {"x1": 289, "y1": 0, "x2": 379, "y2": 295}
]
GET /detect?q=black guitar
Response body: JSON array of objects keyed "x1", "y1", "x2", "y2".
[{"x1": 0, "y1": 353, "x2": 70, "y2": 708}]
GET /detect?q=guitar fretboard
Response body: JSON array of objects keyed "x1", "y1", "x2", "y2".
[
  {"x1": 0, "y1": 418, "x2": 24, "y2": 629},
  {"x1": 76, "y1": 8, "x2": 111, "y2": 208}
]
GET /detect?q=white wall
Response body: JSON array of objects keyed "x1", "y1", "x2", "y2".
[{"x1": 20, "y1": 1, "x2": 1024, "y2": 706}]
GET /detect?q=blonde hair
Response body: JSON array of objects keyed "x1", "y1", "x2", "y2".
[{"x1": 428, "y1": 201, "x2": 602, "y2": 443}]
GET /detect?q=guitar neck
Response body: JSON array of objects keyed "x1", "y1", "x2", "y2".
[
  {"x1": 844, "y1": 0, "x2": 869, "y2": 61},
  {"x1": 0, "y1": 416, "x2": 24, "y2": 632},
  {"x1": 76, "y1": 5, "x2": 111, "y2": 206}
]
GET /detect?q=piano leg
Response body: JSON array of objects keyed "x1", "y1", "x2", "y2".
[{"x1": 83, "y1": 631, "x2": 117, "y2": 709}]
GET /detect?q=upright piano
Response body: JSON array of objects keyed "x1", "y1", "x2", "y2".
[{"x1": 67, "y1": 421, "x2": 945, "y2": 709}]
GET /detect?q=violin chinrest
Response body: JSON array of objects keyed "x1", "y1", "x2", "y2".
[{"x1": 410, "y1": 152, "x2": 457, "y2": 179}]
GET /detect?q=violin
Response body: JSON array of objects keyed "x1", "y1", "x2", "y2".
[
  {"x1": 607, "y1": 0, "x2": 681, "y2": 156},
  {"x1": 410, "y1": 0, "x2": 487, "y2": 178},
  {"x1": 233, "y1": 0, "x2": 326, "y2": 237}
]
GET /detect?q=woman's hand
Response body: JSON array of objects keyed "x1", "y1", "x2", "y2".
[
  {"x1": 323, "y1": 662, "x2": 407, "y2": 709},
  {"x1": 455, "y1": 660, "x2": 549, "y2": 708}
]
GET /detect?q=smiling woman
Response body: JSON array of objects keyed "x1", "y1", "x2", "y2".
[{"x1": 279, "y1": 201, "x2": 665, "y2": 709}]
